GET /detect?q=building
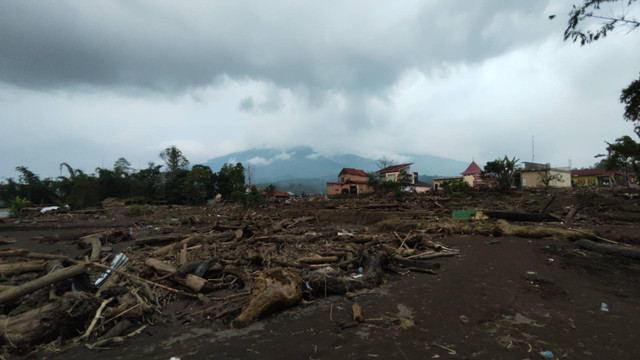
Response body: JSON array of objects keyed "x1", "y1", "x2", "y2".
[
  {"x1": 571, "y1": 168, "x2": 626, "y2": 187},
  {"x1": 519, "y1": 162, "x2": 571, "y2": 188},
  {"x1": 376, "y1": 163, "x2": 430, "y2": 192},
  {"x1": 326, "y1": 168, "x2": 375, "y2": 195},
  {"x1": 433, "y1": 161, "x2": 485, "y2": 191}
]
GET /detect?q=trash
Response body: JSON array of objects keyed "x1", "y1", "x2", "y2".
[
  {"x1": 452, "y1": 209, "x2": 477, "y2": 220},
  {"x1": 352, "y1": 274, "x2": 363, "y2": 279},
  {"x1": 600, "y1": 302, "x2": 609, "y2": 312},
  {"x1": 539, "y1": 350, "x2": 553, "y2": 358},
  {"x1": 40, "y1": 206, "x2": 60, "y2": 214},
  {"x1": 94, "y1": 253, "x2": 130, "y2": 287}
]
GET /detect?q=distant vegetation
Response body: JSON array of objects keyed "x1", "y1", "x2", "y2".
[{"x1": 0, "y1": 146, "x2": 253, "y2": 210}]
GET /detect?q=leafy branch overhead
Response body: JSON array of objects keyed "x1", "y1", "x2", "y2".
[{"x1": 565, "y1": 0, "x2": 639, "y2": 45}]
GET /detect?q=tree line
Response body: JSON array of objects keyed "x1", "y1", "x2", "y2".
[{"x1": 0, "y1": 146, "x2": 252, "y2": 210}]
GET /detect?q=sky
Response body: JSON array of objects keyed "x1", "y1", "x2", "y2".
[{"x1": 1, "y1": 0, "x2": 639, "y2": 179}]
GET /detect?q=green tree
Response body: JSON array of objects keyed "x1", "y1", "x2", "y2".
[
  {"x1": 598, "y1": 134, "x2": 640, "y2": 185},
  {"x1": 159, "y1": 145, "x2": 189, "y2": 173},
  {"x1": 113, "y1": 157, "x2": 133, "y2": 177},
  {"x1": 216, "y1": 163, "x2": 246, "y2": 199},
  {"x1": 482, "y1": 156, "x2": 519, "y2": 191},
  {"x1": 183, "y1": 165, "x2": 214, "y2": 204},
  {"x1": 265, "y1": 184, "x2": 277, "y2": 197}
]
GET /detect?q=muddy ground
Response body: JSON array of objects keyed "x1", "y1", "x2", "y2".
[{"x1": 1, "y1": 188, "x2": 640, "y2": 359}]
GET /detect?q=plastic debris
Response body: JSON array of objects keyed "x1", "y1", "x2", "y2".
[
  {"x1": 94, "y1": 253, "x2": 130, "y2": 287},
  {"x1": 40, "y1": 206, "x2": 60, "y2": 214},
  {"x1": 539, "y1": 350, "x2": 553, "y2": 358},
  {"x1": 601, "y1": 302, "x2": 609, "y2": 312}
]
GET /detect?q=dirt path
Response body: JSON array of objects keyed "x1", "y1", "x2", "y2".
[{"x1": 50, "y1": 235, "x2": 640, "y2": 359}]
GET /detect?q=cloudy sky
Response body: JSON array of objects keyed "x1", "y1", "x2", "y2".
[{"x1": 1, "y1": 0, "x2": 639, "y2": 179}]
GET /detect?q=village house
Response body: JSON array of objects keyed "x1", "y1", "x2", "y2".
[
  {"x1": 519, "y1": 162, "x2": 571, "y2": 188},
  {"x1": 326, "y1": 168, "x2": 375, "y2": 195},
  {"x1": 376, "y1": 163, "x2": 430, "y2": 193},
  {"x1": 571, "y1": 168, "x2": 626, "y2": 187},
  {"x1": 433, "y1": 161, "x2": 485, "y2": 191}
]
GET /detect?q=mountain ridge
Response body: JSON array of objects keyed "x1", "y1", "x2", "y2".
[{"x1": 200, "y1": 147, "x2": 470, "y2": 194}]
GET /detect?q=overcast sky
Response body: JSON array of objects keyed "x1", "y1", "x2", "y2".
[{"x1": 1, "y1": 0, "x2": 639, "y2": 179}]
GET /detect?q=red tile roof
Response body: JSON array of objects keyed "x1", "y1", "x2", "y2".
[
  {"x1": 258, "y1": 189, "x2": 292, "y2": 197},
  {"x1": 461, "y1": 161, "x2": 482, "y2": 175},
  {"x1": 376, "y1": 163, "x2": 413, "y2": 173},
  {"x1": 571, "y1": 168, "x2": 623, "y2": 177},
  {"x1": 339, "y1": 168, "x2": 368, "y2": 177}
]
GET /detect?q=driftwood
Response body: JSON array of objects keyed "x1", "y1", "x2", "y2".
[
  {"x1": 0, "y1": 261, "x2": 45, "y2": 275},
  {"x1": 0, "y1": 293, "x2": 98, "y2": 346},
  {"x1": 0, "y1": 249, "x2": 78, "y2": 264},
  {"x1": 497, "y1": 220, "x2": 596, "y2": 240},
  {"x1": 306, "y1": 251, "x2": 385, "y2": 296},
  {"x1": 81, "y1": 233, "x2": 103, "y2": 261},
  {"x1": 0, "y1": 264, "x2": 87, "y2": 305},
  {"x1": 144, "y1": 258, "x2": 207, "y2": 293},
  {"x1": 88, "y1": 263, "x2": 198, "y2": 299},
  {"x1": 576, "y1": 239, "x2": 640, "y2": 260},
  {"x1": 352, "y1": 303, "x2": 364, "y2": 322},
  {"x1": 152, "y1": 230, "x2": 242, "y2": 256},
  {"x1": 233, "y1": 267, "x2": 304, "y2": 328},
  {"x1": 134, "y1": 233, "x2": 184, "y2": 246}
]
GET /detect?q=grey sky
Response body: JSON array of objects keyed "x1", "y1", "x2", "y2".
[{"x1": 1, "y1": 1, "x2": 639, "y2": 178}]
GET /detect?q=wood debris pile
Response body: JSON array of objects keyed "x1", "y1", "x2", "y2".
[{"x1": 0, "y1": 211, "x2": 457, "y2": 355}]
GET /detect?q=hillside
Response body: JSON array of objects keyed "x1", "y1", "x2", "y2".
[{"x1": 201, "y1": 147, "x2": 469, "y2": 194}]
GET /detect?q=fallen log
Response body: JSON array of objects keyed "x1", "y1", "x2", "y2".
[
  {"x1": 576, "y1": 239, "x2": 640, "y2": 260},
  {"x1": 0, "y1": 249, "x2": 78, "y2": 264},
  {"x1": 144, "y1": 258, "x2": 207, "y2": 293},
  {"x1": 0, "y1": 293, "x2": 99, "y2": 346},
  {"x1": 152, "y1": 230, "x2": 241, "y2": 256},
  {"x1": 0, "y1": 261, "x2": 45, "y2": 275},
  {"x1": 88, "y1": 263, "x2": 198, "y2": 299},
  {"x1": 233, "y1": 267, "x2": 304, "y2": 328},
  {"x1": 0, "y1": 264, "x2": 87, "y2": 305},
  {"x1": 497, "y1": 220, "x2": 596, "y2": 240}
]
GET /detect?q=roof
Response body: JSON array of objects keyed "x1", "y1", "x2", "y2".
[
  {"x1": 258, "y1": 189, "x2": 292, "y2": 197},
  {"x1": 571, "y1": 168, "x2": 624, "y2": 177},
  {"x1": 339, "y1": 168, "x2": 368, "y2": 177},
  {"x1": 376, "y1": 163, "x2": 413, "y2": 173},
  {"x1": 461, "y1": 161, "x2": 482, "y2": 175}
]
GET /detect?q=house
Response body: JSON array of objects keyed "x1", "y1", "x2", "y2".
[
  {"x1": 519, "y1": 162, "x2": 571, "y2": 188},
  {"x1": 376, "y1": 163, "x2": 430, "y2": 192},
  {"x1": 326, "y1": 168, "x2": 375, "y2": 195},
  {"x1": 571, "y1": 168, "x2": 626, "y2": 187},
  {"x1": 433, "y1": 161, "x2": 484, "y2": 191}
]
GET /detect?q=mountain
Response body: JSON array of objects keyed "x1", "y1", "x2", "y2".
[{"x1": 201, "y1": 146, "x2": 469, "y2": 194}]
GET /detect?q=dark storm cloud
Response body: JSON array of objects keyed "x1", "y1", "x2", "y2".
[{"x1": 0, "y1": 1, "x2": 557, "y2": 95}]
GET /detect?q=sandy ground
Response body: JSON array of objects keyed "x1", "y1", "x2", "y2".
[{"x1": 45, "y1": 235, "x2": 640, "y2": 360}]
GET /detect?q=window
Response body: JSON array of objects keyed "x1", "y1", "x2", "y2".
[{"x1": 388, "y1": 174, "x2": 396, "y2": 181}]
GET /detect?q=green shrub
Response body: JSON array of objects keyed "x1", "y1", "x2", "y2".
[
  {"x1": 442, "y1": 179, "x2": 471, "y2": 195},
  {"x1": 9, "y1": 196, "x2": 30, "y2": 217},
  {"x1": 128, "y1": 204, "x2": 152, "y2": 217}
]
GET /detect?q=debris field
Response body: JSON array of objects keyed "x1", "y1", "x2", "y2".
[{"x1": 1, "y1": 188, "x2": 640, "y2": 359}]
